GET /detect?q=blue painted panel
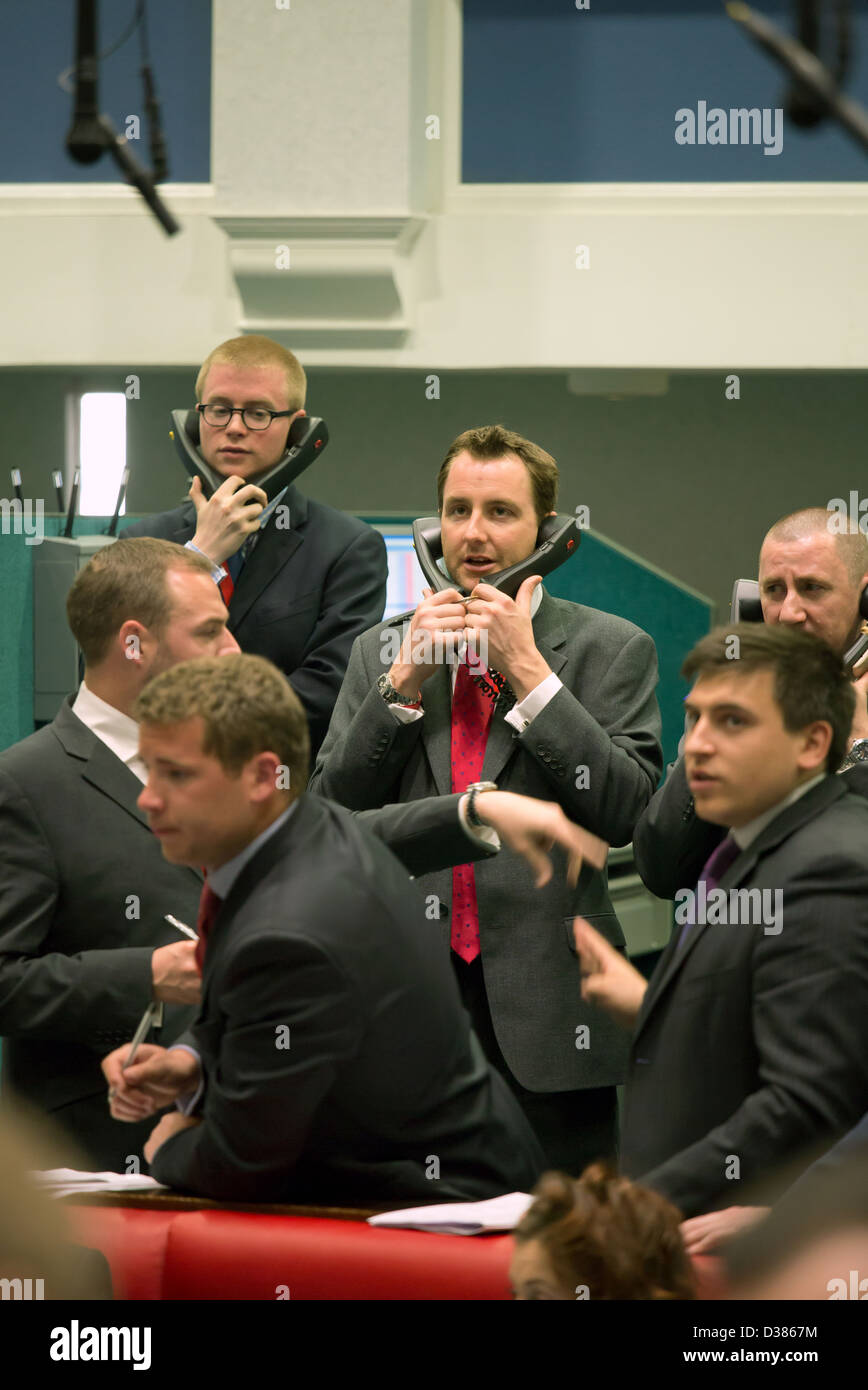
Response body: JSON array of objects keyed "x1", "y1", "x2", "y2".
[
  {"x1": 463, "y1": 0, "x2": 868, "y2": 182},
  {"x1": 1, "y1": 0, "x2": 211, "y2": 181}
]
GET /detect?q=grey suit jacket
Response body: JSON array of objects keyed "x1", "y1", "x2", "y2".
[
  {"x1": 621, "y1": 777, "x2": 868, "y2": 1217},
  {"x1": 310, "y1": 589, "x2": 663, "y2": 1092},
  {"x1": 0, "y1": 701, "x2": 498, "y2": 1167}
]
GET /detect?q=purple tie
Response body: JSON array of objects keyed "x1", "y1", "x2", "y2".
[{"x1": 677, "y1": 835, "x2": 740, "y2": 950}]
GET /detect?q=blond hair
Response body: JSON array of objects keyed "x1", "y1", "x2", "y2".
[{"x1": 196, "y1": 335, "x2": 307, "y2": 411}]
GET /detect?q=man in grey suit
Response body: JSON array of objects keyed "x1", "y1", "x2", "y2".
[
  {"x1": 634, "y1": 508, "x2": 868, "y2": 900},
  {"x1": 0, "y1": 537, "x2": 599, "y2": 1169},
  {"x1": 575, "y1": 623, "x2": 868, "y2": 1217},
  {"x1": 310, "y1": 424, "x2": 663, "y2": 1173}
]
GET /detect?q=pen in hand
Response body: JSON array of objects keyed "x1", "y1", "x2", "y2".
[{"x1": 108, "y1": 915, "x2": 199, "y2": 1100}]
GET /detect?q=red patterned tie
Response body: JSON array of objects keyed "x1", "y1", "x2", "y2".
[
  {"x1": 195, "y1": 881, "x2": 223, "y2": 973},
  {"x1": 450, "y1": 660, "x2": 495, "y2": 963}
]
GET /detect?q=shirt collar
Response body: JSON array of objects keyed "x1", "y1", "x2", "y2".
[
  {"x1": 71, "y1": 681, "x2": 143, "y2": 771},
  {"x1": 731, "y1": 773, "x2": 827, "y2": 850},
  {"x1": 207, "y1": 801, "x2": 297, "y2": 900}
]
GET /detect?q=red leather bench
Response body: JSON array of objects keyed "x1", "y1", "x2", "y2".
[{"x1": 67, "y1": 1204, "x2": 726, "y2": 1300}]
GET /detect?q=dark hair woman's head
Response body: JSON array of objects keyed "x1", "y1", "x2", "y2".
[{"x1": 510, "y1": 1165, "x2": 696, "y2": 1301}]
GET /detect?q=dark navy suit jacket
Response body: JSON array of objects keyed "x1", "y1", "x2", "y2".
[{"x1": 122, "y1": 486, "x2": 387, "y2": 760}]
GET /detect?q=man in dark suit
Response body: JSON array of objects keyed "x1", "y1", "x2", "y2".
[
  {"x1": 633, "y1": 508, "x2": 868, "y2": 900},
  {"x1": 575, "y1": 623, "x2": 868, "y2": 1218},
  {"x1": 0, "y1": 537, "x2": 597, "y2": 1170},
  {"x1": 121, "y1": 335, "x2": 387, "y2": 759},
  {"x1": 104, "y1": 653, "x2": 546, "y2": 1204},
  {"x1": 310, "y1": 424, "x2": 663, "y2": 1174}
]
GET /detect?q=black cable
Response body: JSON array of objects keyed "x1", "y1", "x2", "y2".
[{"x1": 58, "y1": 1, "x2": 145, "y2": 94}]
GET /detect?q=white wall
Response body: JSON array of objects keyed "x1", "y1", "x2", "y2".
[{"x1": 2, "y1": 0, "x2": 868, "y2": 370}]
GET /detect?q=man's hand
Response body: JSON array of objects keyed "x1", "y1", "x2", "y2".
[
  {"x1": 573, "y1": 916, "x2": 647, "y2": 1030},
  {"x1": 151, "y1": 940, "x2": 201, "y2": 1005},
  {"x1": 848, "y1": 654, "x2": 868, "y2": 745},
  {"x1": 463, "y1": 576, "x2": 551, "y2": 699},
  {"x1": 144, "y1": 1111, "x2": 201, "y2": 1166},
  {"x1": 102, "y1": 1043, "x2": 201, "y2": 1122},
  {"x1": 388, "y1": 587, "x2": 467, "y2": 696},
  {"x1": 189, "y1": 474, "x2": 267, "y2": 566},
  {"x1": 474, "y1": 791, "x2": 608, "y2": 887},
  {"x1": 680, "y1": 1206, "x2": 769, "y2": 1255}
]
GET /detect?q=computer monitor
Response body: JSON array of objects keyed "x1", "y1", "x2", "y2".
[{"x1": 374, "y1": 523, "x2": 428, "y2": 620}]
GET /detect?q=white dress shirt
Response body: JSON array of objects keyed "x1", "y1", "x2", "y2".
[{"x1": 71, "y1": 682, "x2": 149, "y2": 784}]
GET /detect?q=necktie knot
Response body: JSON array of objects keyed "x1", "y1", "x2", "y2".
[{"x1": 699, "y1": 834, "x2": 740, "y2": 893}]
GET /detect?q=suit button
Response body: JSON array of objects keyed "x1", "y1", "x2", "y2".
[{"x1": 536, "y1": 745, "x2": 546, "y2": 755}]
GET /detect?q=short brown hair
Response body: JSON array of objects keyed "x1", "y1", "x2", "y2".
[
  {"x1": 514, "y1": 1165, "x2": 695, "y2": 1300},
  {"x1": 66, "y1": 538, "x2": 213, "y2": 666},
  {"x1": 682, "y1": 622, "x2": 855, "y2": 773},
  {"x1": 765, "y1": 507, "x2": 868, "y2": 587},
  {"x1": 133, "y1": 653, "x2": 309, "y2": 789},
  {"x1": 436, "y1": 424, "x2": 558, "y2": 523},
  {"x1": 196, "y1": 335, "x2": 307, "y2": 412}
]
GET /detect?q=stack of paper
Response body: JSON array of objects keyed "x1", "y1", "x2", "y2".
[
  {"x1": 368, "y1": 1191, "x2": 533, "y2": 1235},
  {"x1": 31, "y1": 1169, "x2": 168, "y2": 1199}
]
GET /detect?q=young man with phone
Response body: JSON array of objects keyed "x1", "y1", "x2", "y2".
[
  {"x1": 122, "y1": 335, "x2": 387, "y2": 759},
  {"x1": 311, "y1": 424, "x2": 663, "y2": 1176},
  {"x1": 633, "y1": 508, "x2": 868, "y2": 900}
]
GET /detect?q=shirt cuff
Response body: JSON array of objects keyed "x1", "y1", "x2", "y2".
[
  {"x1": 504, "y1": 672, "x2": 563, "y2": 733},
  {"x1": 458, "y1": 793, "x2": 500, "y2": 853},
  {"x1": 168, "y1": 1044, "x2": 204, "y2": 1115},
  {"x1": 184, "y1": 540, "x2": 227, "y2": 585},
  {"x1": 387, "y1": 702, "x2": 424, "y2": 724}
]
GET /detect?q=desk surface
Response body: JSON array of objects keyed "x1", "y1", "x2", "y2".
[{"x1": 60, "y1": 1189, "x2": 391, "y2": 1221}]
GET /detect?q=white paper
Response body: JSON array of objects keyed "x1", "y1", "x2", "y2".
[
  {"x1": 367, "y1": 1190, "x2": 533, "y2": 1235},
  {"x1": 31, "y1": 1169, "x2": 167, "y2": 1198}
]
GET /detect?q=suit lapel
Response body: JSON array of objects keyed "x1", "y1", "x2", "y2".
[
  {"x1": 228, "y1": 487, "x2": 306, "y2": 629},
  {"x1": 635, "y1": 775, "x2": 847, "y2": 1037},
  {"x1": 51, "y1": 698, "x2": 202, "y2": 884},
  {"x1": 421, "y1": 666, "x2": 453, "y2": 796},
  {"x1": 483, "y1": 603, "x2": 568, "y2": 784}
]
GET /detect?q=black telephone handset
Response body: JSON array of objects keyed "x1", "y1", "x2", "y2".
[
  {"x1": 168, "y1": 409, "x2": 329, "y2": 504},
  {"x1": 412, "y1": 512, "x2": 581, "y2": 601},
  {"x1": 730, "y1": 578, "x2": 868, "y2": 675}
]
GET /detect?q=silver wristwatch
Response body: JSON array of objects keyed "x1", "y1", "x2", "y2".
[
  {"x1": 377, "y1": 672, "x2": 421, "y2": 706},
  {"x1": 840, "y1": 738, "x2": 868, "y2": 771},
  {"x1": 464, "y1": 781, "x2": 498, "y2": 828}
]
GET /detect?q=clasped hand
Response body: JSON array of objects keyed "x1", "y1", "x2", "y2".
[{"x1": 102, "y1": 1042, "x2": 201, "y2": 1123}]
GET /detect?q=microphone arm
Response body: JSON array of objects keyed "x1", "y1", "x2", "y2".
[
  {"x1": 727, "y1": 1, "x2": 868, "y2": 156},
  {"x1": 64, "y1": 0, "x2": 179, "y2": 236}
]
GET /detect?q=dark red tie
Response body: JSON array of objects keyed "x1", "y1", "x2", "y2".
[
  {"x1": 450, "y1": 660, "x2": 495, "y2": 963},
  {"x1": 195, "y1": 881, "x2": 223, "y2": 973}
]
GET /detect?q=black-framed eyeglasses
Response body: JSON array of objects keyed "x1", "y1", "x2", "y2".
[{"x1": 197, "y1": 403, "x2": 294, "y2": 431}]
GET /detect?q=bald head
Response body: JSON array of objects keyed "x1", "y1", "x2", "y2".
[
  {"x1": 765, "y1": 509, "x2": 868, "y2": 587},
  {"x1": 759, "y1": 509, "x2": 868, "y2": 657}
]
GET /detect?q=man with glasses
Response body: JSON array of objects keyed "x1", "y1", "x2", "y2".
[{"x1": 123, "y1": 335, "x2": 387, "y2": 758}]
